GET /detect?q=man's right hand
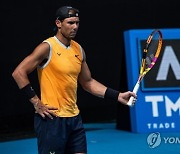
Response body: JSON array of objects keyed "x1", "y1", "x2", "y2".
[{"x1": 30, "y1": 96, "x2": 58, "y2": 119}]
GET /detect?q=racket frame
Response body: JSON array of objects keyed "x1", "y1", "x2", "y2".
[{"x1": 127, "y1": 29, "x2": 163, "y2": 106}]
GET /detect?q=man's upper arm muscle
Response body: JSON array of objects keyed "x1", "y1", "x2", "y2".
[
  {"x1": 78, "y1": 48, "x2": 92, "y2": 84},
  {"x1": 12, "y1": 42, "x2": 50, "y2": 88},
  {"x1": 23, "y1": 42, "x2": 50, "y2": 73}
]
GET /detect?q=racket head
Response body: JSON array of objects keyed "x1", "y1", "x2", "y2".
[{"x1": 139, "y1": 29, "x2": 163, "y2": 78}]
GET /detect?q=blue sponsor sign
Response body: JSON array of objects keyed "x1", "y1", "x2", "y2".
[{"x1": 124, "y1": 29, "x2": 180, "y2": 133}]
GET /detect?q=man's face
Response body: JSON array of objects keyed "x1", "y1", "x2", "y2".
[{"x1": 59, "y1": 17, "x2": 80, "y2": 39}]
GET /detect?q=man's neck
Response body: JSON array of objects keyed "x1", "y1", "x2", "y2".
[{"x1": 55, "y1": 33, "x2": 71, "y2": 47}]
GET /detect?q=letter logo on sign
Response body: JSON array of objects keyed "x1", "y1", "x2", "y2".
[{"x1": 156, "y1": 46, "x2": 180, "y2": 81}]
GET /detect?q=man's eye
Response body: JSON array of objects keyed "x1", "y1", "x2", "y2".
[
  {"x1": 69, "y1": 22, "x2": 74, "y2": 24},
  {"x1": 68, "y1": 21, "x2": 79, "y2": 25}
]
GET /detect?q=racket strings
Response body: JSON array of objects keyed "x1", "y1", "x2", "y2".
[
  {"x1": 145, "y1": 36, "x2": 159, "y2": 69},
  {"x1": 145, "y1": 54, "x2": 155, "y2": 66},
  {"x1": 140, "y1": 29, "x2": 162, "y2": 78}
]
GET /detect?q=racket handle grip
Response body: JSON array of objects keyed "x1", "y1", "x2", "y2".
[{"x1": 127, "y1": 81, "x2": 140, "y2": 107}]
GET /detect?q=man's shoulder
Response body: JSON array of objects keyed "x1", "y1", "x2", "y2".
[
  {"x1": 44, "y1": 36, "x2": 55, "y2": 42},
  {"x1": 71, "y1": 40, "x2": 81, "y2": 47}
]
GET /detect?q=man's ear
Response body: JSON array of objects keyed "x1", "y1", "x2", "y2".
[{"x1": 55, "y1": 19, "x2": 61, "y2": 28}]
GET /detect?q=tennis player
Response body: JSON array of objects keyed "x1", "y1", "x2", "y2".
[{"x1": 12, "y1": 6, "x2": 137, "y2": 154}]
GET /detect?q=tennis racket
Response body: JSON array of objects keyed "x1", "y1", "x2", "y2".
[{"x1": 127, "y1": 29, "x2": 163, "y2": 106}]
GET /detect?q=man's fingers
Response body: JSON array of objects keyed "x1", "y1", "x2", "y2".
[
  {"x1": 39, "y1": 112, "x2": 46, "y2": 119},
  {"x1": 43, "y1": 111, "x2": 54, "y2": 119},
  {"x1": 48, "y1": 110, "x2": 58, "y2": 117},
  {"x1": 132, "y1": 93, "x2": 137, "y2": 98},
  {"x1": 133, "y1": 97, "x2": 137, "y2": 101},
  {"x1": 129, "y1": 91, "x2": 137, "y2": 98},
  {"x1": 35, "y1": 103, "x2": 58, "y2": 119},
  {"x1": 47, "y1": 106, "x2": 58, "y2": 110},
  {"x1": 132, "y1": 97, "x2": 137, "y2": 106}
]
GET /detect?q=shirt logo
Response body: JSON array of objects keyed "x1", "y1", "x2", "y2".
[
  {"x1": 57, "y1": 52, "x2": 61, "y2": 56},
  {"x1": 75, "y1": 54, "x2": 81, "y2": 61}
]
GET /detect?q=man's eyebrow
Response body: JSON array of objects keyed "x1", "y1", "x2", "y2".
[{"x1": 67, "y1": 20, "x2": 80, "y2": 23}]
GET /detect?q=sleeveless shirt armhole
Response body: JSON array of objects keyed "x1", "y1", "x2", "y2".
[
  {"x1": 79, "y1": 45, "x2": 84, "y2": 62},
  {"x1": 38, "y1": 41, "x2": 52, "y2": 69}
]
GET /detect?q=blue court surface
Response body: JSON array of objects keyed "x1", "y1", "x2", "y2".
[{"x1": 0, "y1": 123, "x2": 180, "y2": 154}]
